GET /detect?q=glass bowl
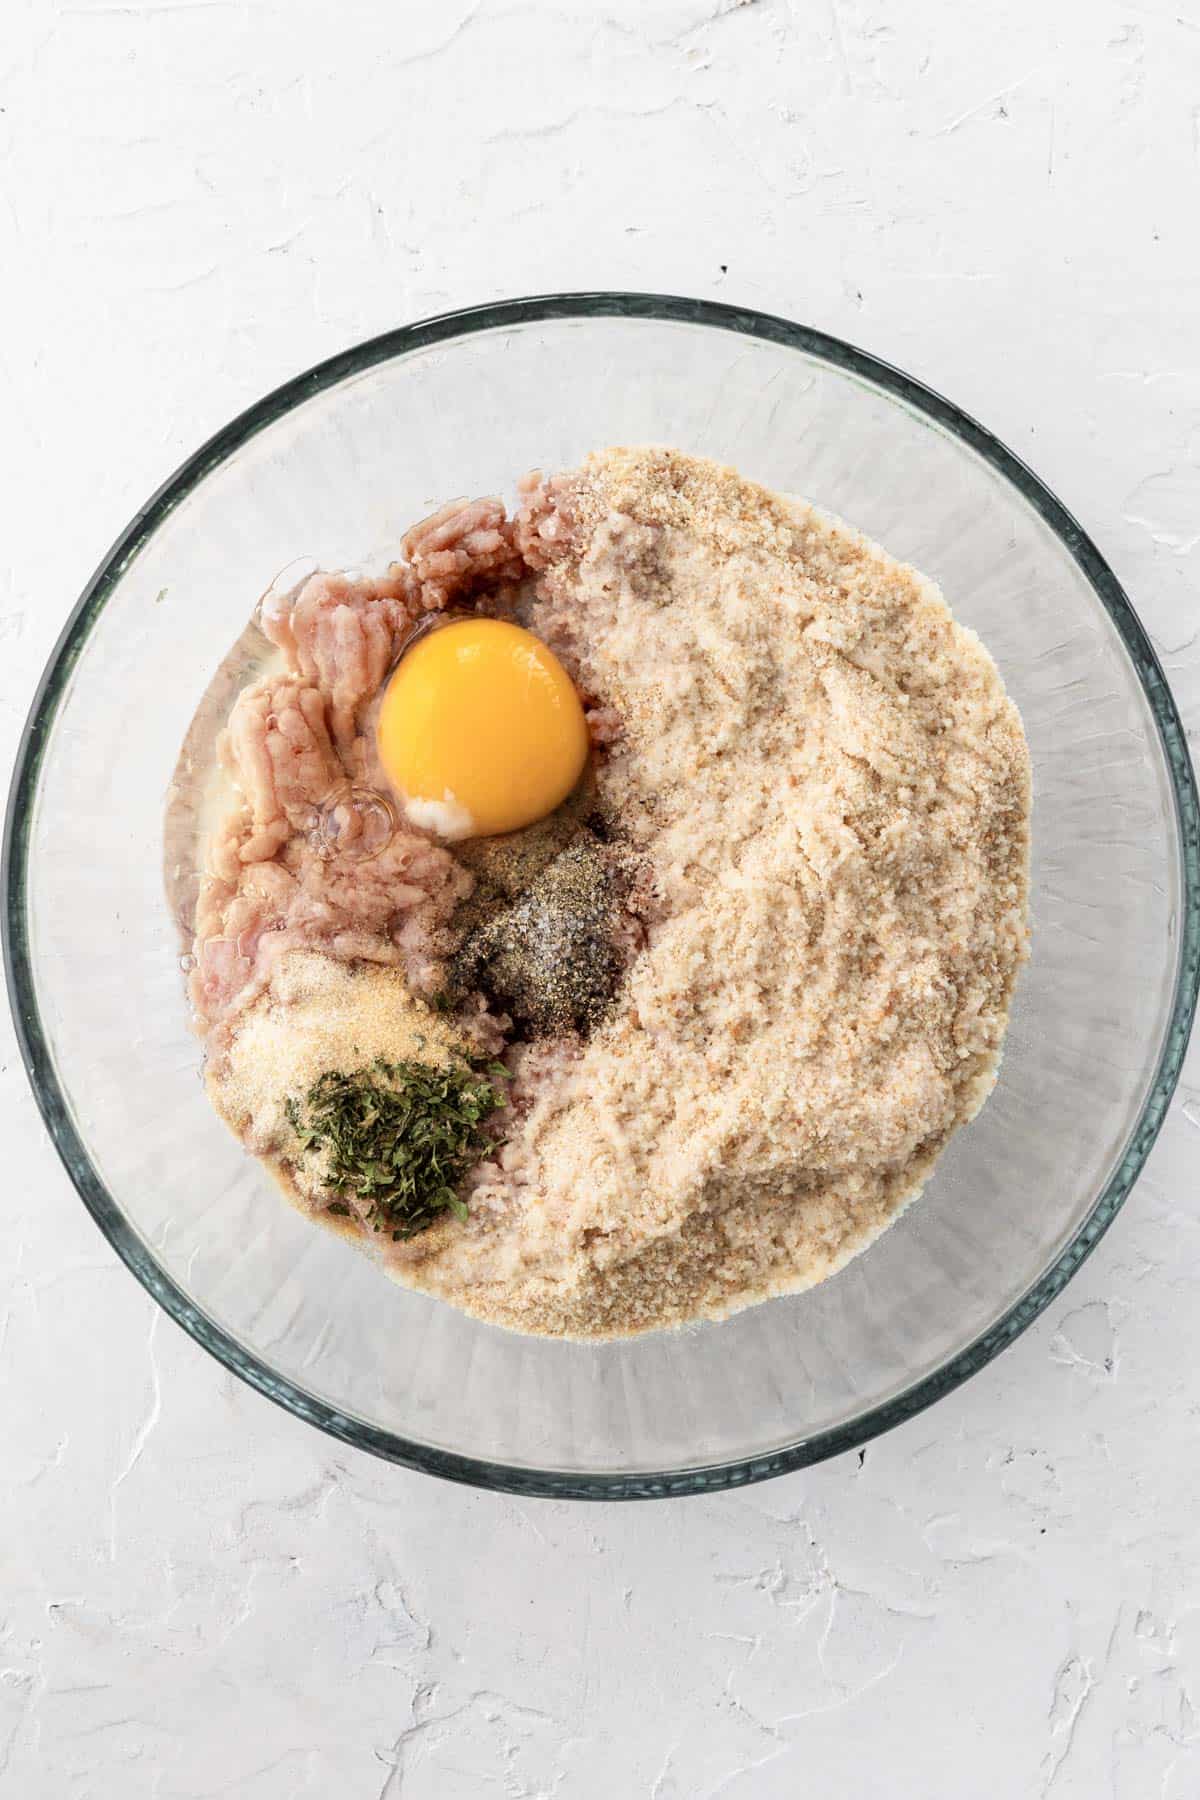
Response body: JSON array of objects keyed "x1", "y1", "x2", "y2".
[{"x1": 6, "y1": 295, "x2": 1198, "y2": 1499}]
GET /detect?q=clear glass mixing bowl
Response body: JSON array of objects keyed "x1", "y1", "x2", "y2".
[{"x1": 6, "y1": 295, "x2": 1198, "y2": 1498}]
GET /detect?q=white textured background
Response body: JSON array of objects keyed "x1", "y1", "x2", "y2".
[{"x1": 3, "y1": 2, "x2": 1200, "y2": 1794}]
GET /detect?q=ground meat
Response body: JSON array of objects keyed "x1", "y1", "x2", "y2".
[
  {"x1": 513, "y1": 469, "x2": 582, "y2": 570},
  {"x1": 401, "y1": 496, "x2": 524, "y2": 609},
  {"x1": 262, "y1": 570, "x2": 419, "y2": 754},
  {"x1": 223, "y1": 676, "x2": 342, "y2": 856},
  {"x1": 189, "y1": 934, "x2": 257, "y2": 1025}
]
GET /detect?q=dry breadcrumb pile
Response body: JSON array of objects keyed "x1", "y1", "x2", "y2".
[{"x1": 394, "y1": 448, "x2": 1031, "y2": 1337}]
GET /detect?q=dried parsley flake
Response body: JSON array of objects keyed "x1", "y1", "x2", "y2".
[{"x1": 285, "y1": 1056, "x2": 506, "y2": 1239}]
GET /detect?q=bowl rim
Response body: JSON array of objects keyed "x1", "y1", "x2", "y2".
[{"x1": 5, "y1": 291, "x2": 1198, "y2": 1500}]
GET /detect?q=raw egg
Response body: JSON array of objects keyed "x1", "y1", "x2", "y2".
[{"x1": 377, "y1": 618, "x2": 589, "y2": 839}]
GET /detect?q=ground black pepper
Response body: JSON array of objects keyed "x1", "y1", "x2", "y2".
[{"x1": 451, "y1": 837, "x2": 627, "y2": 1035}]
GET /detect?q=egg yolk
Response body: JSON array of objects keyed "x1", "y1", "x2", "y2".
[{"x1": 377, "y1": 618, "x2": 590, "y2": 839}]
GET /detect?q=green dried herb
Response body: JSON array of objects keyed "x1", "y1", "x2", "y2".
[{"x1": 287, "y1": 1057, "x2": 505, "y2": 1239}]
